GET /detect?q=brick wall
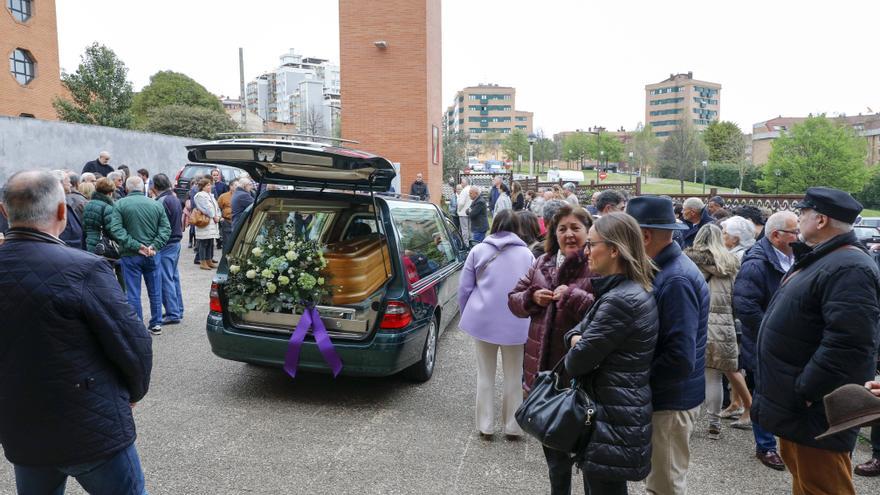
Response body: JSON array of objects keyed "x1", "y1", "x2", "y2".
[
  {"x1": 339, "y1": 0, "x2": 442, "y2": 203},
  {"x1": 0, "y1": 0, "x2": 65, "y2": 120}
]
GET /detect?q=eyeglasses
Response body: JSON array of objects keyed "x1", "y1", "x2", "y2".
[
  {"x1": 777, "y1": 229, "x2": 800, "y2": 235},
  {"x1": 584, "y1": 240, "x2": 610, "y2": 250}
]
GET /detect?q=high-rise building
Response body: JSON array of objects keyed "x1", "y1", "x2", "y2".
[
  {"x1": 446, "y1": 84, "x2": 534, "y2": 154},
  {"x1": 245, "y1": 49, "x2": 340, "y2": 134},
  {"x1": 644, "y1": 72, "x2": 721, "y2": 138},
  {"x1": 1, "y1": 0, "x2": 66, "y2": 120}
]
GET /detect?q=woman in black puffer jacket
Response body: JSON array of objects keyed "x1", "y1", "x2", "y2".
[{"x1": 563, "y1": 212, "x2": 659, "y2": 493}]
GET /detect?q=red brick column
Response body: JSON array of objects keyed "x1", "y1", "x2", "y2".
[{"x1": 339, "y1": 0, "x2": 442, "y2": 203}]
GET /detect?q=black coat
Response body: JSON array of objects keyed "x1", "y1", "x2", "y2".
[
  {"x1": 467, "y1": 197, "x2": 489, "y2": 234},
  {"x1": 0, "y1": 229, "x2": 153, "y2": 466},
  {"x1": 682, "y1": 207, "x2": 713, "y2": 248},
  {"x1": 81, "y1": 159, "x2": 114, "y2": 178},
  {"x1": 753, "y1": 231, "x2": 880, "y2": 452},
  {"x1": 732, "y1": 236, "x2": 786, "y2": 371},
  {"x1": 409, "y1": 181, "x2": 429, "y2": 201},
  {"x1": 564, "y1": 275, "x2": 659, "y2": 482},
  {"x1": 231, "y1": 189, "x2": 255, "y2": 228}
]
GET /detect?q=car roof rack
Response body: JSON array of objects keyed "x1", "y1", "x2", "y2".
[
  {"x1": 214, "y1": 132, "x2": 359, "y2": 145},
  {"x1": 374, "y1": 191, "x2": 421, "y2": 201}
]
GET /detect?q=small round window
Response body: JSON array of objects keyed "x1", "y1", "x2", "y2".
[
  {"x1": 7, "y1": 0, "x2": 32, "y2": 22},
  {"x1": 9, "y1": 49, "x2": 35, "y2": 85}
]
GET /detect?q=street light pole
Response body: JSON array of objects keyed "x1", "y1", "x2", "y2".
[
  {"x1": 528, "y1": 133, "x2": 537, "y2": 178},
  {"x1": 628, "y1": 151, "x2": 634, "y2": 185},
  {"x1": 701, "y1": 160, "x2": 708, "y2": 194},
  {"x1": 775, "y1": 169, "x2": 782, "y2": 194}
]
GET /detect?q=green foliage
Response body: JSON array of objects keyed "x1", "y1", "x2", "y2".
[
  {"x1": 705, "y1": 162, "x2": 762, "y2": 192},
  {"x1": 132, "y1": 71, "x2": 224, "y2": 127},
  {"x1": 855, "y1": 170, "x2": 880, "y2": 209},
  {"x1": 658, "y1": 123, "x2": 708, "y2": 193},
  {"x1": 703, "y1": 121, "x2": 745, "y2": 163},
  {"x1": 590, "y1": 132, "x2": 624, "y2": 163},
  {"x1": 562, "y1": 132, "x2": 591, "y2": 165},
  {"x1": 757, "y1": 116, "x2": 869, "y2": 194},
  {"x1": 53, "y1": 43, "x2": 133, "y2": 128},
  {"x1": 534, "y1": 137, "x2": 556, "y2": 164},
  {"x1": 501, "y1": 129, "x2": 530, "y2": 162},
  {"x1": 443, "y1": 129, "x2": 468, "y2": 178},
  {"x1": 143, "y1": 105, "x2": 239, "y2": 140},
  {"x1": 629, "y1": 124, "x2": 661, "y2": 173}
]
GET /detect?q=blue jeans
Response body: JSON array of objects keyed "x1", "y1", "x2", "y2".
[
  {"x1": 159, "y1": 242, "x2": 183, "y2": 321},
  {"x1": 120, "y1": 254, "x2": 163, "y2": 328},
  {"x1": 472, "y1": 230, "x2": 486, "y2": 243},
  {"x1": 871, "y1": 426, "x2": 880, "y2": 459},
  {"x1": 746, "y1": 368, "x2": 778, "y2": 453},
  {"x1": 14, "y1": 443, "x2": 146, "y2": 495}
]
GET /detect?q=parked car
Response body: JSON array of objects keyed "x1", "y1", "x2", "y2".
[
  {"x1": 853, "y1": 225, "x2": 880, "y2": 249},
  {"x1": 485, "y1": 160, "x2": 504, "y2": 173},
  {"x1": 188, "y1": 138, "x2": 466, "y2": 382},
  {"x1": 173, "y1": 163, "x2": 247, "y2": 205},
  {"x1": 859, "y1": 217, "x2": 880, "y2": 228}
]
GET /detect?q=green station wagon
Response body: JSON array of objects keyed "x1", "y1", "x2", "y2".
[{"x1": 189, "y1": 137, "x2": 466, "y2": 381}]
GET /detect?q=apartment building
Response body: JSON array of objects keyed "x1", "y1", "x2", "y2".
[
  {"x1": 644, "y1": 72, "x2": 721, "y2": 138},
  {"x1": 446, "y1": 84, "x2": 534, "y2": 149},
  {"x1": 1, "y1": 0, "x2": 66, "y2": 120}
]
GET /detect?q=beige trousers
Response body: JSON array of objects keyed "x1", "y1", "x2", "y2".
[
  {"x1": 646, "y1": 406, "x2": 700, "y2": 495},
  {"x1": 474, "y1": 339, "x2": 524, "y2": 436}
]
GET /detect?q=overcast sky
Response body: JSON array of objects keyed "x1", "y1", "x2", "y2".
[{"x1": 57, "y1": 0, "x2": 880, "y2": 136}]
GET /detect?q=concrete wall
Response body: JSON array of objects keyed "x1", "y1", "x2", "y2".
[{"x1": 0, "y1": 116, "x2": 202, "y2": 184}]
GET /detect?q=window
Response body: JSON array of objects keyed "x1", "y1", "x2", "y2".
[
  {"x1": 389, "y1": 204, "x2": 456, "y2": 284},
  {"x1": 7, "y1": 0, "x2": 31, "y2": 22},
  {"x1": 649, "y1": 108, "x2": 682, "y2": 116},
  {"x1": 9, "y1": 48, "x2": 35, "y2": 85},
  {"x1": 655, "y1": 131, "x2": 671, "y2": 137},
  {"x1": 650, "y1": 86, "x2": 682, "y2": 95},
  {"x1": 515, "y1": 116, "x2": 528, "y2": 121},
  {"x1": 651, "y1": 119, "x2": 680, "y2": 127},
  {"x1": 650, "y1": 97, "x2": 684, "y2": 106}
]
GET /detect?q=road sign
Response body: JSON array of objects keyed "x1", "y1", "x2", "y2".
[{"x1": 598, "y1": 172, "x2": 608, "y2": 180}]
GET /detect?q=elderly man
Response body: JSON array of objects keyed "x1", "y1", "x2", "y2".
[
  {"x1": 627, "y1": 196, "x2": 709, "y2": 495},
  {"x1": 707, "y1": 196, "x2": 726, "y2": 216},
  {"x1": 153, "y1": 174, "x2": 184, "y2": 326},
  {"x1": 457, "y1": 177, "x2": 473, "y2": 242},
  {"x1": 753, "y1": 187, "x2": 880, "y2": 495},
  {"x1": 107, "y1": 171, "x2": 126, "y2": 200},
  {"x1": 585, "y1": 191, "x2": 601, "y2": 215},
  {"x1": 231, "y1": 177, "x2": 255, "y2": 228},
  {"x1": 595, "y1": 189, "x2": 625, "y2": 215},
  {"x1": 0, "y1": 170, "x2": 152, "y2": 493},
  {"x1": 113, "y1": 176, "x2": 171, "y2": 335},
  {"x1": 681, "y1": 197, "x2": 713, "y2": 248},
  {"x1": 466, "y1": 186, "x2": 489, "y2": 243},
  {"x1": 66, "y1": 172, "x2": 88, "y2": 218},
  {"x1": 53, "y1": 170, "x2": 85, "y2": 250},
  {"x1": 81, "y1": 151, "x2": 114, "y2": 177},
  {"x1": 80, "y1": 172, "x2": 97, "y2": 184},
  {"x1": 732, "y1": 211, "x2": 799, "y2": 471},
  {"x1": 561, "y1": 182, "x2": 579, "y2": 206}
]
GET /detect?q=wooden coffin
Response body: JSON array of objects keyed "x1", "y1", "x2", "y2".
[{"x1": 323, "y1": 235, "x2": 392, "y2": 305}]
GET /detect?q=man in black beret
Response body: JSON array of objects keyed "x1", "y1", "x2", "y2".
[{"x1": 752, "y1": 186, "x2": 880, "y2": 494}]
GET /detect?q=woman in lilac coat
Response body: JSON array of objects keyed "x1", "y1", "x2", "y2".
[{"x1": 458, "y1": 209, "x2": 535, "y2": 440}]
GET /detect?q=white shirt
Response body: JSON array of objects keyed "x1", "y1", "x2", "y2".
[
  {"x1": 773, "y1": 245, "x2": 794, "y2": 272},
  {"x1": 457, "y1": 186, "x2": 472, "y2": 216}
]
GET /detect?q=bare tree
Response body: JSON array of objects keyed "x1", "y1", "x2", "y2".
[
  {"x1": 302, "y1": 106, "x2": 327, "y2": 137},
  {"x1": 658, "y1": 121, "x2": 708, "y2": 193}
]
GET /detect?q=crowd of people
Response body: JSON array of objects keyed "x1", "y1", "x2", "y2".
[{"x1": 454, "y1": 176, "x2": 880, "y2": 494}]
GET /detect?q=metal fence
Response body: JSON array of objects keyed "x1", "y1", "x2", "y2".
[{"x1": 668, "y1": 190, "x2": 804, "y2": 213}]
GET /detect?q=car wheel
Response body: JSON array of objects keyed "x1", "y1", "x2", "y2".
[{"x1": 404, "y1": 316, "x2": 438, "y2": 383}]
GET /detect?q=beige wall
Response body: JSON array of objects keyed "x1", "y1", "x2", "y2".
[
  {"x1": 644, "y1": 75, "x2": 721, "y2": 136},
  {"x1": 0, "y1": 0, "x2": 65, "y2": 120}
]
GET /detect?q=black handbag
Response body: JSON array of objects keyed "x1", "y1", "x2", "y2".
[
  {"x1": 515, "y1": 357, "x2": 596, "y2": 453},
  {"x1": 92, "y1": 229, "x2": 120, "y2": 259}
]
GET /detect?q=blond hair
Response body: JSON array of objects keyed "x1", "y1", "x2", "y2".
[
  {"x1": 692, "y1": 223, "x2": 740, "y2": 277},
  {"x1": 593, "y1": 212, "x2": 656, "y2": 291}
]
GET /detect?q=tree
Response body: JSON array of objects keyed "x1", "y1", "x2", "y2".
[
  {"x1": 442, "y1": 129, "x2": 468, "y2": 178},
  {"x1": 501, "y1": 129, "x2": 529, "y2": 165},
  {"x1": 629, "y1": 124, "x2": 660, "y2": 178},
  {"x1": 757, "y1": 116, "x2": 869, "y2": 194},
  {"x1": 562, "y1": 133, "x2": 591, "y2": 168},
  {"x1": 658, "y1": 122, "x2": 709, "y2": 193},
  {"x1": 53, "y1": 43, "x2": 133, "y2": 128},
  {"x1": 588, "y1": 132, "x2": 624, "y2": 166},
  {"x1": 132, "y1": 71, "x2": 224, "y2": 127},
  {"x1": 480, "y1": 132, "x2": 502, "y2": 159},
  {"x1": 302, "y1": 106, "x2": 328, "y2": 136},
  {"x1": 143, "y1": 105, "x2": 239, "y2": 140},
  {"x1": 703, "y1": 120, "x2": 745, "y2": 163},
  {"x1": 533, "y1": 135, "x2": 556, "y2": 173}
]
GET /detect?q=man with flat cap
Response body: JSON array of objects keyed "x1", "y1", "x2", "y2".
[
  {"x1": 752, "y1": 186, "x2": 880, "y2": 495},
  {"x1": 627, "y1": 196, "x2": 710, "y2": 495}
]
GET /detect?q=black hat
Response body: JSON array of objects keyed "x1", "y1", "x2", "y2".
[
  {"x1": 626, "y1": 196, "x2": 689, "y2": 230},
  {"x1": 709, "y1": 196, "x2": 725, "y2": 207},
  {"x1": 816, "y1": 383, "x2": 880, "y2": 440},
  {"x1": 794, "y1": 187, "x2": 863, "y2": 224}
]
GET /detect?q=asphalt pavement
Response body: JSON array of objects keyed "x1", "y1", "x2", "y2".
[{"x1": 0, "y1": 249, "x2": 876, "y2": 494}]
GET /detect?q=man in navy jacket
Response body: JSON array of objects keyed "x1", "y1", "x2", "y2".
[
  {"x1": 628, "y1": 196, "x2": 709, "y2": 495},
  {"x1": 0, "y1": 170, "x2": 153, "y2": 493}
]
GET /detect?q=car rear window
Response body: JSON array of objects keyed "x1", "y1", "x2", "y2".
[{"x1": 180, "y1": 165, "x2": 241, "y2": 183}]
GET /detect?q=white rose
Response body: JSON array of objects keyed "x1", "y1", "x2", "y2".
[
  {"x1": 252, "y1": 247, "x2": 263, "y2": 257},
  {"x1": 245, "y1": 270, "x2": 257, "y2": 279},
  {"x1": 229, "y1": 265, "x2": 241, "y2": 274}
]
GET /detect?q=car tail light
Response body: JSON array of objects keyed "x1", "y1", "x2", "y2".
[
  {"x1": 174, "y1": 167, "x2": 184, "y2": 184},
  {"x1": 209, "y1": 282, "x2": 223, "y2": 313},
  {"x1": 380, "y1": 301, "x2": 412, "y2": 330}
]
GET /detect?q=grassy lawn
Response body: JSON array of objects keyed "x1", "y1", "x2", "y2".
[
  {"x1": 862, "y1": 209, "x2": 880, "y2": 217},
  {"x1": 524, "y1": 170, "x2": 746, "y2": 195}
]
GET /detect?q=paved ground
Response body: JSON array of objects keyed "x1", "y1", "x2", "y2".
[{"x1": 1, "y1": 250, "x2": 877, "y2": 494}]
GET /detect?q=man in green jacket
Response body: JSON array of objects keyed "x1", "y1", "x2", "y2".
[{"x1": 114, "y1": 176, "x2": 171, "y2": 335}]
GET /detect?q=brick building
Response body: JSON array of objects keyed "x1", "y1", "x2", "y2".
[
  {"x1": 752, "y1": 114, "x2": 880, "y2": 166},
  {"x1": 1, "y1": 0, "x2": 65, "y2": 120},
  {"x1": 645, "y1": 72, "x2": 721, "y2": 138},
  {"x1": 339, "y1": 0, "x2": 442, "y2": 202}
]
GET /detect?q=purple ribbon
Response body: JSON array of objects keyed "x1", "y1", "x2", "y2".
[{"x1": 284, "y1": 307, "x2": 344, "y2": 378}]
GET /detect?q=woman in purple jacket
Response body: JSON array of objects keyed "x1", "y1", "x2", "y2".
[{"x1": 458, "y1": 209, "x2": 535, "y2": 440}]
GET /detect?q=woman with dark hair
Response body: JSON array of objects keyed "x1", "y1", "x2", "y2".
[
  {"x1": 493, "y1": 182, "x2": 512, "y2": 215},
  {"x1": 193, "y1": 177, "x2": 221, "y2": 270},
  {"x1": 458, "y1": 209, "x2": 535, "y2": 440},
  {"x1": 511, "y1": 181, "x2": 525, "y2": 211},
  {"x1": 563, "y1": 212, "x2": 659, "y2": 493},
  {"x1": 516, "y1": 210, "x2": 543, "y2": 257},
  {"x1": 508, "y1": 204, "x2": 596, "y2": 489}
]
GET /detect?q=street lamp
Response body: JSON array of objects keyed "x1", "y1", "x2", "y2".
[
  {"x1": 628, "y1": 151, "x2": 634, "y2": 184},
  {"x1": 528, "y1": 133, "x2": 537, "y2": 178},
  {"x1": 701, "y1": 160, "x2": 708, "y2": 194},
  {"x1": 775, "y1": 169, "x2": 782, "y2": 194},
  {"x1": 599, "y1": 150, "x2": 605, "y2": 182}
]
